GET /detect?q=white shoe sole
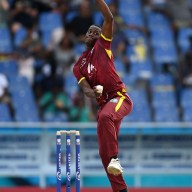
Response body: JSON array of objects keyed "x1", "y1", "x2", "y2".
[{"x1": 107, "y1": 166, "x2": 123, "y2": 176}]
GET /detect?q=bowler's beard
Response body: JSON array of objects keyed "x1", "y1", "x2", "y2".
[{"x1": 86, "y1": 38, "x2": 97, "y2": 49}]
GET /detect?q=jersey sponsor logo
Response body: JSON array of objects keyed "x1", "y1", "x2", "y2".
[
  {"x1": 87, "y1": 63, "x2": 96, "y2": 73},
  {"x1": 87, "y1": 63, "x2": 97, "y2": 79}
]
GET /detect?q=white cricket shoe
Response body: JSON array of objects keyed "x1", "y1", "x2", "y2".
[{"x1": 107, "y1": 158, "x2": 123, "y2": 176}]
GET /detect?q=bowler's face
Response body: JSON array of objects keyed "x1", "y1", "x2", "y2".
[{"x1": 85, "y1": 25, "x2": 101, "y2": 47}]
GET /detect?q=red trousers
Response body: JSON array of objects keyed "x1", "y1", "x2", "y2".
[{"x1": 97, "y1": 97, "x2": 133, "y2": 192}]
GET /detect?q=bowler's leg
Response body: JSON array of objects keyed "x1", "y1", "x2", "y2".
[{"x1": 97, "y1": 98, "x2": 132, "y2": 191}]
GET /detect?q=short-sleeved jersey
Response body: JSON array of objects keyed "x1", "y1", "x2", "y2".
[{"x1": 73, "y1": 34, "x2": 132, "y2": 106}]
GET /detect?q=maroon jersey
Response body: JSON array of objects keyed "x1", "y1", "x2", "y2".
[{"x1": 73, "y1": 34, "x2": 131, "y2": 106}]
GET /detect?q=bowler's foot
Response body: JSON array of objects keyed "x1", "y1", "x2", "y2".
[{"x1": 107, "y1": 158, "x2": 123, "y2": 176}]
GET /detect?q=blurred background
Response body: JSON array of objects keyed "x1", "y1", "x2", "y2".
[{"x1": 0, "y1": 0, "x2": 192, "y2": 191}]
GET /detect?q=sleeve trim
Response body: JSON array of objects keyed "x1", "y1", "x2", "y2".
[
  {"x1": 101, "y1": 33, "x2": 112, "y2": 41},
  {"x1": 78, "y1": 77, "x2": 85, "y2": 84}
]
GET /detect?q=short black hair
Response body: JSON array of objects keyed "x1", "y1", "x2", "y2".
[{"x1": 92, "y1": 24, "x2": 101, "y2": 29}]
